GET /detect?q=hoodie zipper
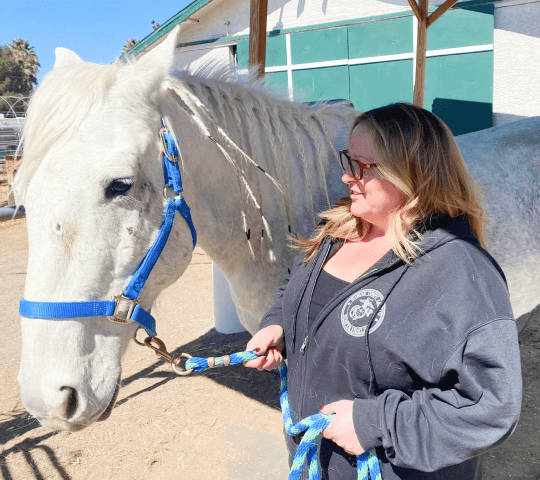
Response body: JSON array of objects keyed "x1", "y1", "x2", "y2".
[
  {"x1": 300, "y1": 336, "x2": 309, "y2": 354},
  {"x1": 297, "y1": 256, "x2": 380, "y2": 418},
  {"x1": 291, "y1": 239, "x2": 329, "y2": 347},
  {"x1": 299, "y1": 241, "x2": 332, "y2": 355}
]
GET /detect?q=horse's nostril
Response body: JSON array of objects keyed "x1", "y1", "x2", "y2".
[{"x1": 59, "y1": 386, "x2": 79, "y2": 420}]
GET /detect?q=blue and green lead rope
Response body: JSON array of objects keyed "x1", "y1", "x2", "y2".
[{"x1": 185, "y1": 350, "x2": 382, "y2": 480}]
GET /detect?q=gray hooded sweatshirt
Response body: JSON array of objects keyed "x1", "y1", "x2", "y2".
[{"x1": 259, "y1": 215, "x2": 522, "y2": 480}]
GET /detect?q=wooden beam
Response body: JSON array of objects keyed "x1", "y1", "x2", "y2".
[
  {"x1": 248, "y1": 0, "x2": 268, "y2": 80},
  {"x1": 427, "y1": 0, "x2": 460, "y2": 27},
  {"x1": 407, "y1": 0, "x2": 422, "y2": 21},
  {"x1": 413, "y1": 0, "x2": 428, "y2": 107}
]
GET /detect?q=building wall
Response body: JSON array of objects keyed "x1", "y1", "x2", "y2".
[
  {"x1": 493, "y1": 0, "x2": 540, "y2": 126},
  {"x1": 171, "y1": 0, "x2": 539, "y2": 129},
  {"x1": 178, "y1": 0, "x2": 411, "y2": 44},
  {"x1": 173, "y1": 44, "x2": 231, "y2": 71}
]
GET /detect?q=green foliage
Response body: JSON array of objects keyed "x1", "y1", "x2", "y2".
[{"x1": 0, "y1": 38, "x2": 40, "y2": 112}]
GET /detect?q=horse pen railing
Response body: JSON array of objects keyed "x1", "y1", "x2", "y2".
[
  {"x1": 0, "y1": 156, "x2": 21, "y2": 208},
  {"x1": 0, "y1": 96, "x2": 28, "y2": 208},
  {"x1": 0, "y1": 152, "x2": 24, "y2": 229}
]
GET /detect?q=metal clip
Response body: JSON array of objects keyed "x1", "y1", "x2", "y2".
[
  {"x1": 142, "y1": 337, "x2": 193, "y2": 376},
  {"x1": 108, "y1": 294, "x2": 138, "y2": 324}
]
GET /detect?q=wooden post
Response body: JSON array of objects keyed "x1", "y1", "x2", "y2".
[
  {"x1": 413, "y1": 0, "x2": 428, "y2": 107},
  {"x1": 248, "y1": 0, "x2": 268, "y2": 80},
  {"x1": 408, "y1": 0, "x2": 460, "y2": 107},
  {"x1": 428, "y1": 0, "x2": 460, "y2": 27}
]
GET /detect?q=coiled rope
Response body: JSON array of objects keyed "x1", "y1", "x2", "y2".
[{"x1": 184, "y1": 350, "x2": 382, "y2": 480}]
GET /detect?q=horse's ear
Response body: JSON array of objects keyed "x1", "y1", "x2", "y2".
[
  {"x1": 134, "y1": 25, "x2": 182, "y2": 78},
  {"x1": 53, "y1": 48, "x2": 84, "y2": 70}
]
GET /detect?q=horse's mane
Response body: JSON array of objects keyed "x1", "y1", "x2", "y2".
[{"x1": 166, "y1": 62, "x2": 348, "y2": 233}]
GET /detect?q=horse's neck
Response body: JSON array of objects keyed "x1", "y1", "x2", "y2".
[{"x1": 164, "y1": 77, "x2": 350, "y2": 297}]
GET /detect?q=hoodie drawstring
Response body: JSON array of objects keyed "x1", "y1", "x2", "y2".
[{"x1": 365, "y1": 265, "x2": 410, "y2": 397}]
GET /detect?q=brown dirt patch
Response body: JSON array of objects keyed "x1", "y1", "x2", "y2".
[{"x1": 1, "y1": 222, "x2": 539, "y2": 479}]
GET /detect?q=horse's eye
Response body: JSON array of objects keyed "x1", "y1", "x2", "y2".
[{"x1": 105, "y1": 179, "x2": 133, "y2": 198}]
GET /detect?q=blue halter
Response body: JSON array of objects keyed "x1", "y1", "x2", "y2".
[{"x1": 19, "y1": 124, "x2": 196, "y2": 338}]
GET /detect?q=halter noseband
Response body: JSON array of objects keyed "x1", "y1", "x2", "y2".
[{"x1": 19, "y1": 122, "x2": 196, "y2": 338}]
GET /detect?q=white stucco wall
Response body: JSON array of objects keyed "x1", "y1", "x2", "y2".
[
  {"x1": 493, "y1": 0, "x2": 540, "y2": 126},
  {"x1": 172, "y1": 0, "x2": 540, "y2": 126},
  {"x1": 175, "y1": 0, "x2": 414, "y2": 74},
  {"x1": 178, "y1": 0, "x2": 412, "y2": 45},
  {"x1": 174, "y1": 44, "x2": 232, "y2": 71}
]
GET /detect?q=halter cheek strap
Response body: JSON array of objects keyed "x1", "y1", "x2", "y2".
[{"x1": 19, "y1": 125, "x2": 196, "y2": 338}]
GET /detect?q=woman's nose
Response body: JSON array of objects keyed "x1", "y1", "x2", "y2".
[{"x1": 342, "y1": 169, "x2": 356, "y2": 185}]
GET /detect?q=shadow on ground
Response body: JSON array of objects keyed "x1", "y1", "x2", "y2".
[
  {"x1": 120, "y1": 329, "x2": 281, "y2": 410},
  {"x1": 0, "y1": 328, "x2": 280, "y2": 480},
  {"x1": 2, "y1": 313, "x2": 540, "y2": 479},
  {"x1": 0, "y1": 428, "x2": 70, "y2": 480}
]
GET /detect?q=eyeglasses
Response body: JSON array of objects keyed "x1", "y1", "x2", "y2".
[{"x1": 339, "y1": 150, "x2": 381, "y2": 180}]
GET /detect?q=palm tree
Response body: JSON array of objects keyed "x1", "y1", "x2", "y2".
[
  {"x1": 3, "y1": 39, "x2": 39, "y2": 95},
  {"x1": 0, "y1": 40, "x2": 39, "y2": 113}
]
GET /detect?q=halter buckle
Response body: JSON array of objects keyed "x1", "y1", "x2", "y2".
[
  {"x1": 108, "y1": 294, "x2": 138, "y2": 324},
  {"x1": 159, "y1": 128, "x2": 179, "y2": 162}
]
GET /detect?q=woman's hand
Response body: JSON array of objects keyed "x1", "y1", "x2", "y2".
[
  {"x1": 244, "y1": 324, "x2": 284, "y2": 370},
  {"x1": 321, "y1": 400, "x2": 365, "y2": 455}
]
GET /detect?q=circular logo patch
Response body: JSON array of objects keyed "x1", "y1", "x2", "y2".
[{"x1": 341, "y1": 289, "x2": 386, "y2": 337}]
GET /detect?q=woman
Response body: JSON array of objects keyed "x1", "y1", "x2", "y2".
[{"x1": 245, "y1": 103, "x2": 522, "y2": 480}]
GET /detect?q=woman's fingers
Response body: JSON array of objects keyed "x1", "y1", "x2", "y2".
[
  {"x1": 244, "y1": 347, "x2": 283, "y2": 370},
  {"x1": 320, "y1": 400, "x2": 365, "y2": 455},
  {"x1": 244, "y1": 325, "x2": 284, "y2": 369},
  {"x1": 262, "y1": 347, "x2": 283, "y2": 370},
  {"x1": 244, "y1": 355, "x2": 267, "y2": 369},
  {"x1": 246, "y1": 325, "x2": 282, "y2": 352},
  {"x1": 244, "y1": 346, "x2": 266, "y2": 368}
]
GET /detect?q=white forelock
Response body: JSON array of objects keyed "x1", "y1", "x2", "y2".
[{"x1": 15, "y1": 62, "x2": 125, "y2": 198}]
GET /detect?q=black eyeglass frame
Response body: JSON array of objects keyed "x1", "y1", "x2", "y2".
[{"x1": 338, "y1": 150, "x2": 380, "y2": 180}]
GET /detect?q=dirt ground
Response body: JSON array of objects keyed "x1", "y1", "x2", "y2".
[{"x1": 1, "y1": 220, "x2": 539, "y2": 480}]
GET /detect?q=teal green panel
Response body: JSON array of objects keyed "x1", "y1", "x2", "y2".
[
  {"x1": 236, "y1": 36, "x2": 287, "y2": 69},
  {"x1": 290, "y1": 27, "x2": 348, "y2": 65},
  {"x1": 424, "y1": 52, "x2": 493, "y2": 135},
  {"x1": 292, "y1": 66, "x2": 349, "y2": 103},
  {"x1": 265, "y1": 35, "x2": 287, "y2": 67},
  {"x1": 265, "y1": 72, "x2": 289, "y2": 97},
  {"x1": 349, "y1": 60, "x2": 413, "y2": 112},
  {"x1": 236, "y1": 39, "x2": 249, "y2": 68},
  {"x1": 427, "y1": 6, "x2": 494, "y2": 51},
  {"x1": 348, "y1": 16, "x2": 413, "y2": 59}
]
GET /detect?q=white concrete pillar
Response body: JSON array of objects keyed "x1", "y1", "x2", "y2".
[{"x1": 213, "y1": 263, "x2": 246, "y2": 333}]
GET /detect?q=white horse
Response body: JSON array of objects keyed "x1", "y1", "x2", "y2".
[{"x1": 14, "y1": 26, "x2": 540, "y2": 432}]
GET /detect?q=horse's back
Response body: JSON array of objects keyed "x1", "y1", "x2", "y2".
[{"x1": 457, "y1": 117, "x2": 540, "y2": 320}]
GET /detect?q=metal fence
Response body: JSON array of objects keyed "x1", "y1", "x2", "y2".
[
  {"x1": 0, "y1": 96, "x2": 28, "y2": 205},
  {"x1": 0, "y1": 96, "x2": 28, "y2": 158}
]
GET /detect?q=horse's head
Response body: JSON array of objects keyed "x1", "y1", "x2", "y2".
[{"x1": 15, "y1": 27, "x2": 193, "y2": 431}]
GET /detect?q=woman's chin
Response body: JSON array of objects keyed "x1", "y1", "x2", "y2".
[{"x1": 349, "y1": 204, "x2": 368, "y2": 219}]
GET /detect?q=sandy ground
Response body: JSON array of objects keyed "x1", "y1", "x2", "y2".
[{"x1": 1, "y1": 220, "x2": 540, "y2": 480}]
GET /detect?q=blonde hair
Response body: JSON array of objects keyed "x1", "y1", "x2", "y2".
[{"x1": 295, "y1": 103, "x2": 488, "y2": 264}]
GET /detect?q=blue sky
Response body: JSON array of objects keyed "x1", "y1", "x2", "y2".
[{"x1": 2, "y1": 0, "x2": 193, "y2": 84}]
